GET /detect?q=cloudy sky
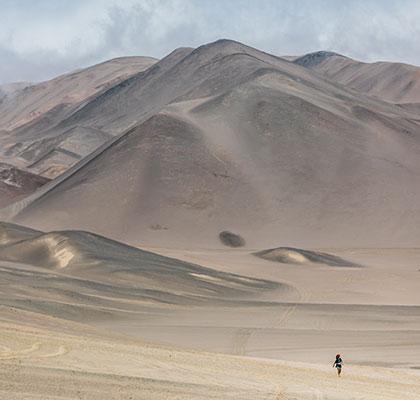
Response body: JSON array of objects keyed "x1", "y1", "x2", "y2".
[{"x1": 1, "y1": 0, "x2": 420, "y2": 84}]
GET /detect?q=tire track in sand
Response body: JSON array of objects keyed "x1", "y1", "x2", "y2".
[
  {"x1": 0, "y1": 343, "x2": 68, "y2": 361},
  {"x1": 232, "y1": 285, "x2": 309, "y2": 356},
  {"x1": 272, "y1": 385, "x2": 324, "y2": 400}
]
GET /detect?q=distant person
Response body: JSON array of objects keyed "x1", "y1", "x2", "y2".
[{"x1": 333, "y1": 354, "x2": 343, "y2": 376}]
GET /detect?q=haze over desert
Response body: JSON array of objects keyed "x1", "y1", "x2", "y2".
[{"x1": 1, "y1": 1, "x2": 420, "y2": 399}]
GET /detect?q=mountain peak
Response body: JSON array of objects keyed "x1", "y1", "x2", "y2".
[
  {"x1": 293, "y1": 51, "x2": 345, "y2": 67},
  {"x1": 191, "y1": 38, "x2": 259, "y2": 57}
]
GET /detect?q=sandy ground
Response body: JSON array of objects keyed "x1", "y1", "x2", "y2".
[
  {"x1": 1, "y1": 314, "x2": 420, "y2": 400},
  {"x1": 97, "y1": 246, "x2": 420, "y2": 368}
]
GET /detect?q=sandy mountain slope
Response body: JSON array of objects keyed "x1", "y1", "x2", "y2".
[
  {"x1": 5, "y1": 40, "x2": 420, "y2": 249},
  {"x1": 0, "y1": 56, "x2": 157, "y2": 180},
  {"x1": 294, "y1": 51, "x2": 420, "y2": 103},
  {"x1": 0, "y1": 56, "x2": 157, "y2": 132},
  {"x1": 48, "y1": 40, "x2": 291, "y2": 134}
]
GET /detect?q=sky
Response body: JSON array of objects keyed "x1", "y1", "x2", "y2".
[{"x1": 1, "y1": 0, "x2": 420, "y2": 84}]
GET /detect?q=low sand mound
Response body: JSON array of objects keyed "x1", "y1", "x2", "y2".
[
  {"x1": 255, "y1": 246, "x2": 361, "y2": 267},
  {"x1": 0, "y1": 222, "x2": 284, "y2": 304}
]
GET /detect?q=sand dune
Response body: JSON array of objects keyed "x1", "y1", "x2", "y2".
[
  {"x1": 255, "y1": 247, "x2": 361, "y2": 267},
  {"x1": 0, "y1": 222, "x2": 285, "y2": 312}
]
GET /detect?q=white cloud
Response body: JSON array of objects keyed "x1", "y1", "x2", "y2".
[{"x1": 1, "y1": 0, "x2": 420, "y2": 84}]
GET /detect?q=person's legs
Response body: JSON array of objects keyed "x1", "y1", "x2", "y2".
[{"x1": 337, "y1": 367, "x2": 342, "y2": 377}]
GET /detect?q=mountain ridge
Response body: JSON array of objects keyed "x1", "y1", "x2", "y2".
[
  {"x1": 294, "y1": 51, "x2": 420, "y2": 103},
  {"x1": 4, "y1": 40, "x2": 420, "y2": 248},
  {"x1": 0, "y1": 55, "x2": 157, "y2": 184}
]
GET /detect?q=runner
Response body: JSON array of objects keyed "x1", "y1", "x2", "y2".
[{"x1": 333, "y1": 354, "x2": 343, "y2": 377}]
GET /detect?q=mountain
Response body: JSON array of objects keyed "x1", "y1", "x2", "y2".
[
  {"x1": 0, "y1": 56, "x2": 157, "y2": 132},
  {"x1": 294, "y1": 51, "x2": 420, "y2": 103},
  {"x1": 3, "y1": 40, "x2": 420, "y2": 249},
  {"x1": 0, "y1": 56, "x2": 157, "y2": 181}
]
